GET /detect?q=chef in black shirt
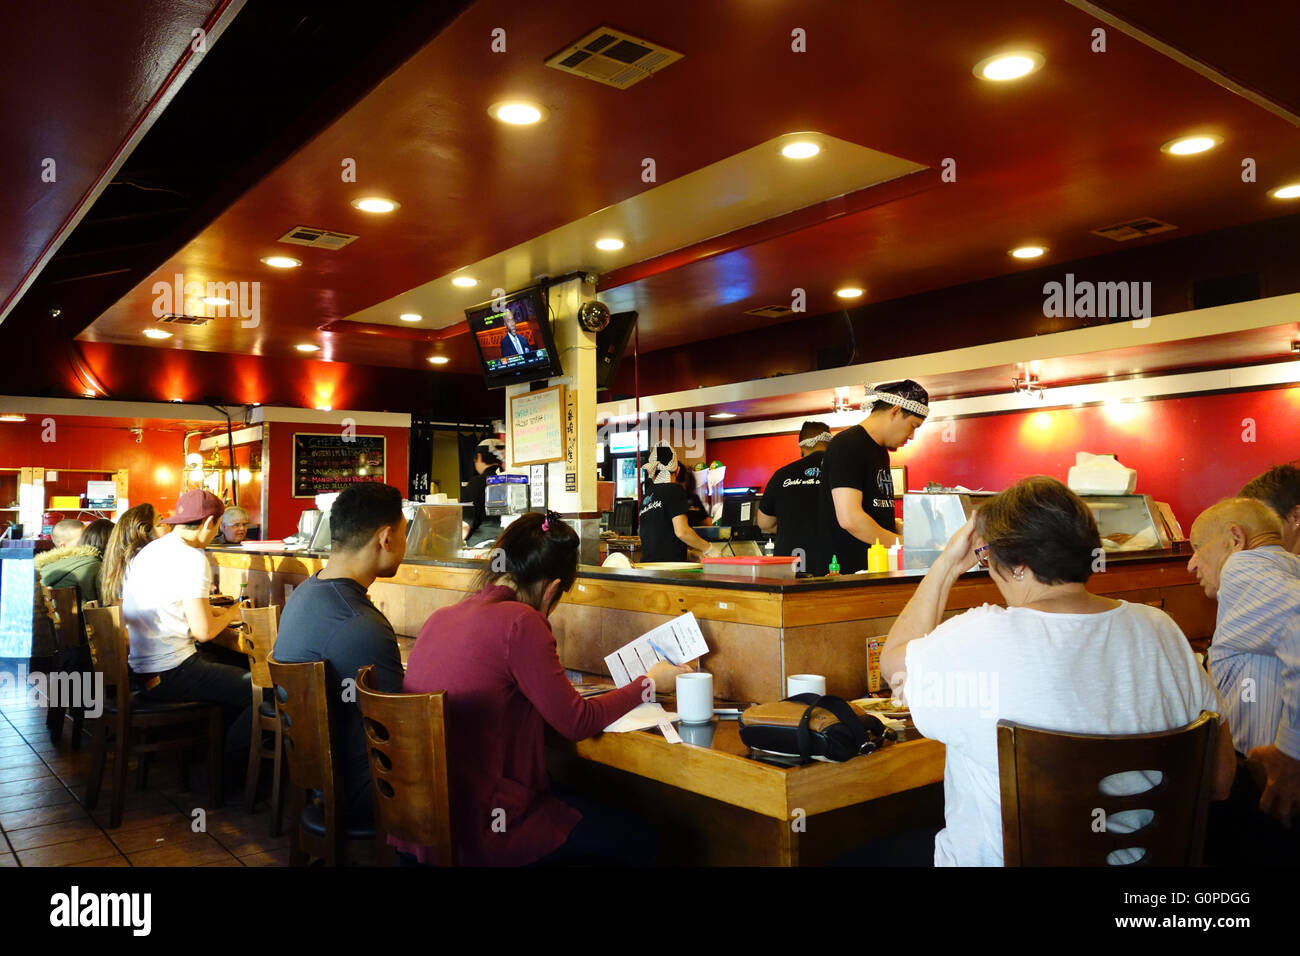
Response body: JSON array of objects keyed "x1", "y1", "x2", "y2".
[
  {"x1": 463, "y1": 438, "x2": 505, "y2": 547},
  {"x1": 813, "y1": 380, "x2": 929, "y2": 575},
  {"x1": 757, "y1": 420, "x2": 830, "y2": 564},
  {"x1": 639, "y1": 443, "x2": 722, "y2": 562}
]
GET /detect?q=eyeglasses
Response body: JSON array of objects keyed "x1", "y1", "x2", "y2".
[{"x1": 975, "y1": 544, "x2": 991, "y2": 569}]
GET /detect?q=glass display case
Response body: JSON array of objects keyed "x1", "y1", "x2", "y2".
[
  {"x1": 903, "y1": 491, "x2": 1174, "y2": 570},
  {"x1": 1083, "y1": 494, "x2": 1173, "y2": 552}
]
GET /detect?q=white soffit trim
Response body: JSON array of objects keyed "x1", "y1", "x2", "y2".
[
  {"x1": 704, "y1": 359, "x2": 1300, "y2": 440},
  {"x1": 248, "y1": 406, "x2": 410, "y2": 428},
  {"x1": 599, "y1": 292, "x2": 1300, "y2": 421},
  {"x1": 0, "y1": 396, "x2": 241, "y2": 421}
]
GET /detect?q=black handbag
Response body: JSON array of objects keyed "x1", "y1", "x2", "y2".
[{"x1": 738, "y1": 693, "x2": 886, "y2": 763}]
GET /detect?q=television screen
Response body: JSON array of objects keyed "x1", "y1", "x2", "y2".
[
  {"x1": 596, "y1": 310, "x2": 637, "y2": 389},
  {"x1": 465, "y1": 287, "x2": 563, "y2": 388}
]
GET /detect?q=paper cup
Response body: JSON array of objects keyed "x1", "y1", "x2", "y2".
[
  {"x1": 787, "y1": 674, "x2": 826, "y2": 697},
  {"x1": 676, "y1": 672, "x2": 714, "y2": 724}
]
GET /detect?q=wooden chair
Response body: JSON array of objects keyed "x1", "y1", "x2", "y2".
[
  {"x1": 267, "y1": 656, "x2": 378, "y2": 866},
  {"x1": 82, "y1": 607, "x2": 225, "y2": 828},
  {"x1": 997, "y1": 711, "x2": 1220, "y2": 866},
  {"x1": 42, "y1": 586, "x2": 91, "y2": 748},
  {"x1": 356, "y1": 664, "x2": 456, "y2": 866},
  {"x1": 240, "y1": 605, "x2": 286, "y2": 835}
]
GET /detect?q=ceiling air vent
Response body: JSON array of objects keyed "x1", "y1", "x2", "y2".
[
  {"x1": 745, "y1": 304, "x2": 795, "y2": 319},
  {"x1": 545, "y1": 26, "x2": 683, "y2": 89},
  {"x1": 158, "y1": 314, "x2": 210, "y2": 326},
  {"x1": 1091, "y1": 217, "x2": 1177, "y2": 242},
  {"x1": 277, "y1": 226, "x2": 359, "y2": 250}
]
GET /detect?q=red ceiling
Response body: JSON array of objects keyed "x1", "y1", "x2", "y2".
[
  {"x1": 70, "y1": 0, "x2": 1300, "y2": 377},
  {"x1": 0, "y1": 0, "x2": 230, "y2": 322}
]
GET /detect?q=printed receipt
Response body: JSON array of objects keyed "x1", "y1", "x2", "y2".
[{"x1": 603, "y1": 612, "x2": 709, "y2": 687}]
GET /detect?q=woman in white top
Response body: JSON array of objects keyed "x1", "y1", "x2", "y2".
[{"x1": 881, "y1": 476, "x2": 1235, "y2": 866}]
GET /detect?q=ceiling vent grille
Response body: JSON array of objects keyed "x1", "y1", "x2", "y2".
[
  {"x1": 1091, "y1": 217, "x2": 1177, "y2": 241},
  {"x1": 158, "y1": 314, "x2": 211, "y2": 326},
  {"x1": 745, "y1": 304, "x2": 795, "y2": 319},
  {"x1": 278, "y1": 226, "x2": 359, "y2": 249},
  {"x1": 545, "y1": 27, "x2": 683, "y2": 89}
]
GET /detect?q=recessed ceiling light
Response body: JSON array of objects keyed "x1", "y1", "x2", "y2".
[
  {"x1": 489, "y1": 101, "x2": 546, "y2": 125},
  {"x1": 1010, "y1": 246, "x2": 1046, "y2": 259},
  {"x1": 399, "y1": 313, "x2": 423, "y2": 323},
  {"x1": 316, "y1": 405, "x2": 331, "y2": 411},
  {"x1": 0, "y1": 414, "x2": 26, "y2": 422},
  {"x1": 143, "y1": 328, "x2": 173, "y2": 339},
  {"x1": 295, "y1": 343, "x2": 320, "y2": 353},
  {"x1": 595, "y1": 238, "x2": 624, "y2": 251},
  {"x1": 201, "y1": 296, "x2": 230, "y2": 306},
  {"x1": 835, "y1": 287, "x2": 864, "y2": 299},
  {"x1": 261, "y1": 255, "x2": 302, "y2": 269},
  {"x1": 973, "y1": 51, "x2": 1044, "y2": 82},
  {"x1": 781, "y1": 141, "x2": 821, "y2": 159},
  {"x1": 1160, "y1": 134, "x2": 1222, "y2": 156},
  {"x1": 428, "y1": 356, "x2": 450, "y2": 365},
  {"x1": 451, "y1": 276, "x2": 478, "y2": 288},
  {"x1": 1270, "y1": 183, "x2": 1300, "y2": 200},
  {"x1": 351, "y1": 197, "x2": 400, "y2": 213},
  {"x1": 709, "y1": 412, "x2": 738, "y2": 419}
]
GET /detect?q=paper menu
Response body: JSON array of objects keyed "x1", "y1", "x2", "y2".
[{"x1": 603, "y1": 612, "x2": 709, "y2": 687}]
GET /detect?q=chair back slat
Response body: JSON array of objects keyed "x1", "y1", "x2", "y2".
[
  {"x1": 267, "y1": 657, "x2": 337, "y2": 805},
  {"x1": 44, "y1": 586, "x2": 86, "y2": 651},
  {"x1": 240, "y1": 606, "x2": 280, "y2": 689},
  {"x1": 83, "y1": 606, "x2": 128, "y2": 700},
  {"x1": 997, "y1": 711, "x2": 1219, "y2": 866},
  {"x1": 356, "y1": 665, "x2": 456, "y2": 865}
]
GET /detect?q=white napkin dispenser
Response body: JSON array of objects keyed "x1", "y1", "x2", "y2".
[{"x1": 1067, "y1": 452, "x2": 1137, "y2": 496}]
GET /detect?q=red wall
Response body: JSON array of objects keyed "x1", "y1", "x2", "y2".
[
  {"x1": 264, "y1": 422, "x2": 409, "y2": 540},
  {"x1": 0, "y1": 420, "x2": 185, "y2": 517},
  {"x1": 709, "y1": 385, "x2": 1300, "y2": 531}
]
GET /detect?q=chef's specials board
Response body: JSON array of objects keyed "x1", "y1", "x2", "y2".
[
  {"x1": 509, "y1": 384, "x2": 566, "y2": 466},
  {"x1": 293, "y1": 433, "x2": 386, "y2": 498}
]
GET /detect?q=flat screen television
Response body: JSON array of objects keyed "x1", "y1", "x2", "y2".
[
  {"x1": 465, "y1": 286, "x2": 563, "y2": 388},
  {"x1": 596, "y1": 310, "x2": 637, "y2": 389}
]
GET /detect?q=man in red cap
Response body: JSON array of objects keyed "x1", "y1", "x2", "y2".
[{"x1": 121, "y1": 489, "x2": 252, "y2": 762}]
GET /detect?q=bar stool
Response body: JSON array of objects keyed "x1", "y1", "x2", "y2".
[
  {"x1": 82, "y1": 607, "x2": 224, "y2": 828},
  {"x1": 997, "y1": 710, "x2": 1220, "y2": 866},
  {"x1": 240, "y1": 605, "x2": 286, "y2": 835},
  {"x1": 267, "y1": 657, "x2": 381, "y2": 866},
  {"x1": 356, "y1": 664, "x2": 456, "y2": 866}
]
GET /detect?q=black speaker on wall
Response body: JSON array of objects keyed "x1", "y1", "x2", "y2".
[{"x1": 596, "y1": 310, "x2": 637, "y2": 389}]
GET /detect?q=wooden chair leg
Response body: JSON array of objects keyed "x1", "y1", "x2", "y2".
[
  {"x1": 84, "y1": 720, "x2": 108, "y2": 811},
  {"x1": 288, "y1": 788, "x2": 308, "y2": 867},
  {"x1": 207, "y1": 709, "x2": 223, "y2": 810},
  {"x1": 69, "y1": 707, "x2": 85, "y2": 750},
  {"x1": 109, "y1": 727, "x2": 130, "y2": 829},
  {"x1": 242, "y1": 718, "x2": 262, "y2": 814},
  {"x1": 269, "y1": 726, "x2": 284, "y2": 838}
]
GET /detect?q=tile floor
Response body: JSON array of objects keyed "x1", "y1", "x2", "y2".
[{"x1": 0, "y1": 660, "x2": 289, "y2": 867}]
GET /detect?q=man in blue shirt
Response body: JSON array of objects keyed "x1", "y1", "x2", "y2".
[
  {"x1": 273, "y1": 482, "x2": 407, "y2": 824},
  {"x1": 1189, "y1": 497, "x2": 1300, "y2": 863}
]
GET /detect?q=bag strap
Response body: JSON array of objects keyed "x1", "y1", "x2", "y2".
[{"x1": 789, "y1": 693, "x2": 870, "y2": 762}]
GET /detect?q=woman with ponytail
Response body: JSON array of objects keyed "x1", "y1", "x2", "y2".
[
  {"x1": 401, "y1": 510, "x2": 691, "y2": 866},
  {"x1": 638, "y1": 442, "x2": 721, "y2": 562}
]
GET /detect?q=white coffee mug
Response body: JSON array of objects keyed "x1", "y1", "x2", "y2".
[
  {"x1": 787, "y1": 673, "x2": 826, "y2": 697},
  {"x1": 676, "y1": 672, "x2": 714, "y2": 724}
]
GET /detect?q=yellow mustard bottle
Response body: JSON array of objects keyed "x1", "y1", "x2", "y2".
[{"x1": 867, "y1": 540, "x2": 890, "y2": 573}]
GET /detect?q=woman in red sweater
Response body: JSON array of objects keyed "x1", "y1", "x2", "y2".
[{"x1": 400, "y1": 511, "x2": 689, "y2": 866}]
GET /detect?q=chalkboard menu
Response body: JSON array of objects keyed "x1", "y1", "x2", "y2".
[{"x1": 293, "y1": 433, "x2": 386, "y2": 498}]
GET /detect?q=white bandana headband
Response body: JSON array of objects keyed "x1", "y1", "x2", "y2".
[
  {"x1": 798, "y1": 432, "x2": 832, "y2": 448},
  {"x1": 643, "y1": 444, "x2": 678, "y2": 484},
  {"x1": 866, "y1": 387, "x2": 930, "y2": 418}
]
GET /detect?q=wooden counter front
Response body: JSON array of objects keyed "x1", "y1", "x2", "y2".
[{"x1": 210, "y1": 548, "x2": 1215, "y2": 706}]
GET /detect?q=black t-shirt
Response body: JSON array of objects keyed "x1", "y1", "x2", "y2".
[
  {"x1": 273, "y1": 572, "x2": 404, "y2": 822},
  {"x1": 759, "y1": 450, "x2": 824, "y2": 561},
  {"x1": 639, "y1": 482, "x2": 689, "y2": 562},
  {"x1": 814, "y1": 426, "x2": 895, "y2": 574}
]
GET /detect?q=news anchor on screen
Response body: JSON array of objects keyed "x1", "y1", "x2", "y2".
[{"x1": 498, "y1": 310, "x2": 532, "y2": 357}]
